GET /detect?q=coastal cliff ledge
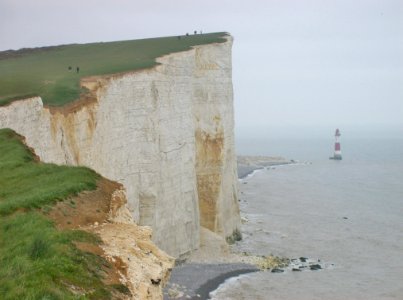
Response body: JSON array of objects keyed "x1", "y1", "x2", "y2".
[{"x1": 0, "y1": 33, "x2": 241, "y2": 259}]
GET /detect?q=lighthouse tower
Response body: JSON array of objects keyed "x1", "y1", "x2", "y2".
[{"x1": 332, "y1": 129, "x2": 342, "y2": 160}]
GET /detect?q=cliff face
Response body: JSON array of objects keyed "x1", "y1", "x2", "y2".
[
  {"x1": 94, "y1": 186, "x2": 174, "y2": 300},
  {"x1": 0, "y1": 36, "x2": 240, "y2": 258},
  {"x1": 48, "y1": 178, "x2": 174, "y2": 299}
]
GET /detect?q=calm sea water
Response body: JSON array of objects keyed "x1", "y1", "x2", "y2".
[{"x1": 212, "y1": 138, "x2": 403, "y2": 300}]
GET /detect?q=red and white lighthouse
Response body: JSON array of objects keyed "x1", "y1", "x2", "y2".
[{"x1": 331, "y1": 128, "x2": 342, "y2": 160}]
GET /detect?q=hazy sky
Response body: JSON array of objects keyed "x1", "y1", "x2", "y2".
[{"x1": 1, "y1": 0, "x2": 402, "y2": 138}]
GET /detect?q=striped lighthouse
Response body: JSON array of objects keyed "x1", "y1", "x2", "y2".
[{"x1": 331, "y1": 129, "x2": 342, "y2": 160}]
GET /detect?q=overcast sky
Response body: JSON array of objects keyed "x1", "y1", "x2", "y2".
[{"x1": 1, "y1": 0, "x2": 402, "y2": 138}]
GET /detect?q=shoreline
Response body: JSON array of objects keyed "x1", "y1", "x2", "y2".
[
  {"x1": 163, "y1": 156, "x2": 294, "y2": 300},
  {"x1": 213, "y1": 152, "x2": 403, "y2": 300},
  {"x1": 237, "y1": 155, "x2": 293, "y2": 179},
  {"x1": 195, "y1": 268, "x2": 258, "y2": 300},
  {"x1": 163, "y1": 263, "x2": 259, "y2": 299}
]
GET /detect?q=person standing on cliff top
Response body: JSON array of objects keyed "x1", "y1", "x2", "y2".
[{"x1": 76, "y1": 67, "x2": 80, "y2": 73}]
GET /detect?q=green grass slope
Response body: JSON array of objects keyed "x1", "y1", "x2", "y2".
[
  {"x1": 0, "y1": 32, "x2": 227, "y2": 107},
  {"x1": 0, "y1": 128, "x2": 120, "y2": 299}
]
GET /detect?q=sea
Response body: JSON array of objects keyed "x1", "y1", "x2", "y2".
[{"x1": 211, "y1": 137, "x2": 403, "y2": 300}]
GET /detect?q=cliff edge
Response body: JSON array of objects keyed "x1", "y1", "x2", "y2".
[
  {"x1": 0, "y1": 34, "x2": 240, "y2": 258},
  {"x1": 0, "y1": 128, "x2": 173, "y2": 299}
]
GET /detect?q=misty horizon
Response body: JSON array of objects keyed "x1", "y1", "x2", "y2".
[
  {"x1": 236, "y1": 124, "x2": 403, "y2": 140},
  {"x1": 1, "y1": 0, "x2": 402, "y2": 136}
]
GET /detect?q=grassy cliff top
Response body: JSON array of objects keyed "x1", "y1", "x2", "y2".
[
  {"x1": 0, "y1": 32, "x2": 228, "y2": 107},
  {"x1": 0, "y1": 128, "x2": 128, "y2": 299}
]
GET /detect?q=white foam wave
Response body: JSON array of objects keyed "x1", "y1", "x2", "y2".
[{"x1": 209, "y1": 273, "x2": 255, "y2": 300}]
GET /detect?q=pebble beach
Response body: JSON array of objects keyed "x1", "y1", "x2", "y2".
[{"x1": 163, "y1": 157, "x2": 292, "y2": 300}]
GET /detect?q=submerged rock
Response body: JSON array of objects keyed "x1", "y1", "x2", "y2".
[{"x1": 271, "y1": 268, "x2": 284, "y2": 273}]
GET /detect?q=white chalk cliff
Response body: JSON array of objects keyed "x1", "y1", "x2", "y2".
[{"x1": 0, "y1": 35, "x2": 240, "y2": 258}]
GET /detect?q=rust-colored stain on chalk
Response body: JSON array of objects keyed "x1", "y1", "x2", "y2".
[
  {"x1": 47, "y1": 77, "x2": 101, "y2": 165},
  {"x1": 195, "y1": 128, "x2": 224, "y2": 232}
]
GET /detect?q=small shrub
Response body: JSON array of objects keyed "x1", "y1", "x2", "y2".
[
  {"x1": 111, "y1": 284, "x2": 131, "y2": 295},
  {"x1": 226, "y1": 228, "x2": 242, "y2": 244},
  {"x1": 29, "y1": 237, "x2": 49, "y2": 260}
]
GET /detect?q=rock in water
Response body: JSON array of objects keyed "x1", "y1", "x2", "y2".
[
  {"x1": 310, "y1": 264, "x2": 322, "y2": 270},
  {"x1": 271, "y1": 268, "x2": 284, "y2": 273}
]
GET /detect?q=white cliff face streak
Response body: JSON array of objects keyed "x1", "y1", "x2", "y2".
[{"x1": 0, "y1": 36, "x2": 240, "y2": 258}]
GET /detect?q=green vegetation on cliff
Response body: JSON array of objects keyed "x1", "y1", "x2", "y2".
[
  {"x1": 0, "y1": 129, "x2": 98, "y2": 215},
  {"x1": 0, "y1": 128, "x2": 118, "y2": 299},
  {"x1": 0, "y1": 32, "x2": 227, "y2": 107}
]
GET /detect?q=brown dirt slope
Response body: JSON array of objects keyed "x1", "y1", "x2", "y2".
[{"x1": 48, "y1": 178, "x2": 174, "y2": 300}]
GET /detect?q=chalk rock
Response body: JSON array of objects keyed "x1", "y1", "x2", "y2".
[{"x1": 0, "y1": 35, "x2": 240, "y2": 258}]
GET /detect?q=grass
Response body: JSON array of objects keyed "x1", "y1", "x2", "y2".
[
  {"x1": 0, "y1": 128, "x2": 98, "y2": 215},
  {"x1": 0, "y1": 32, "x2": 227, "y2": 107},
  {"x1": 0, "y1": 213, "x2": 110, "y2": 299},
  {"x1": 0, "y1": 128, "x2": 119, "y2": 299}
]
